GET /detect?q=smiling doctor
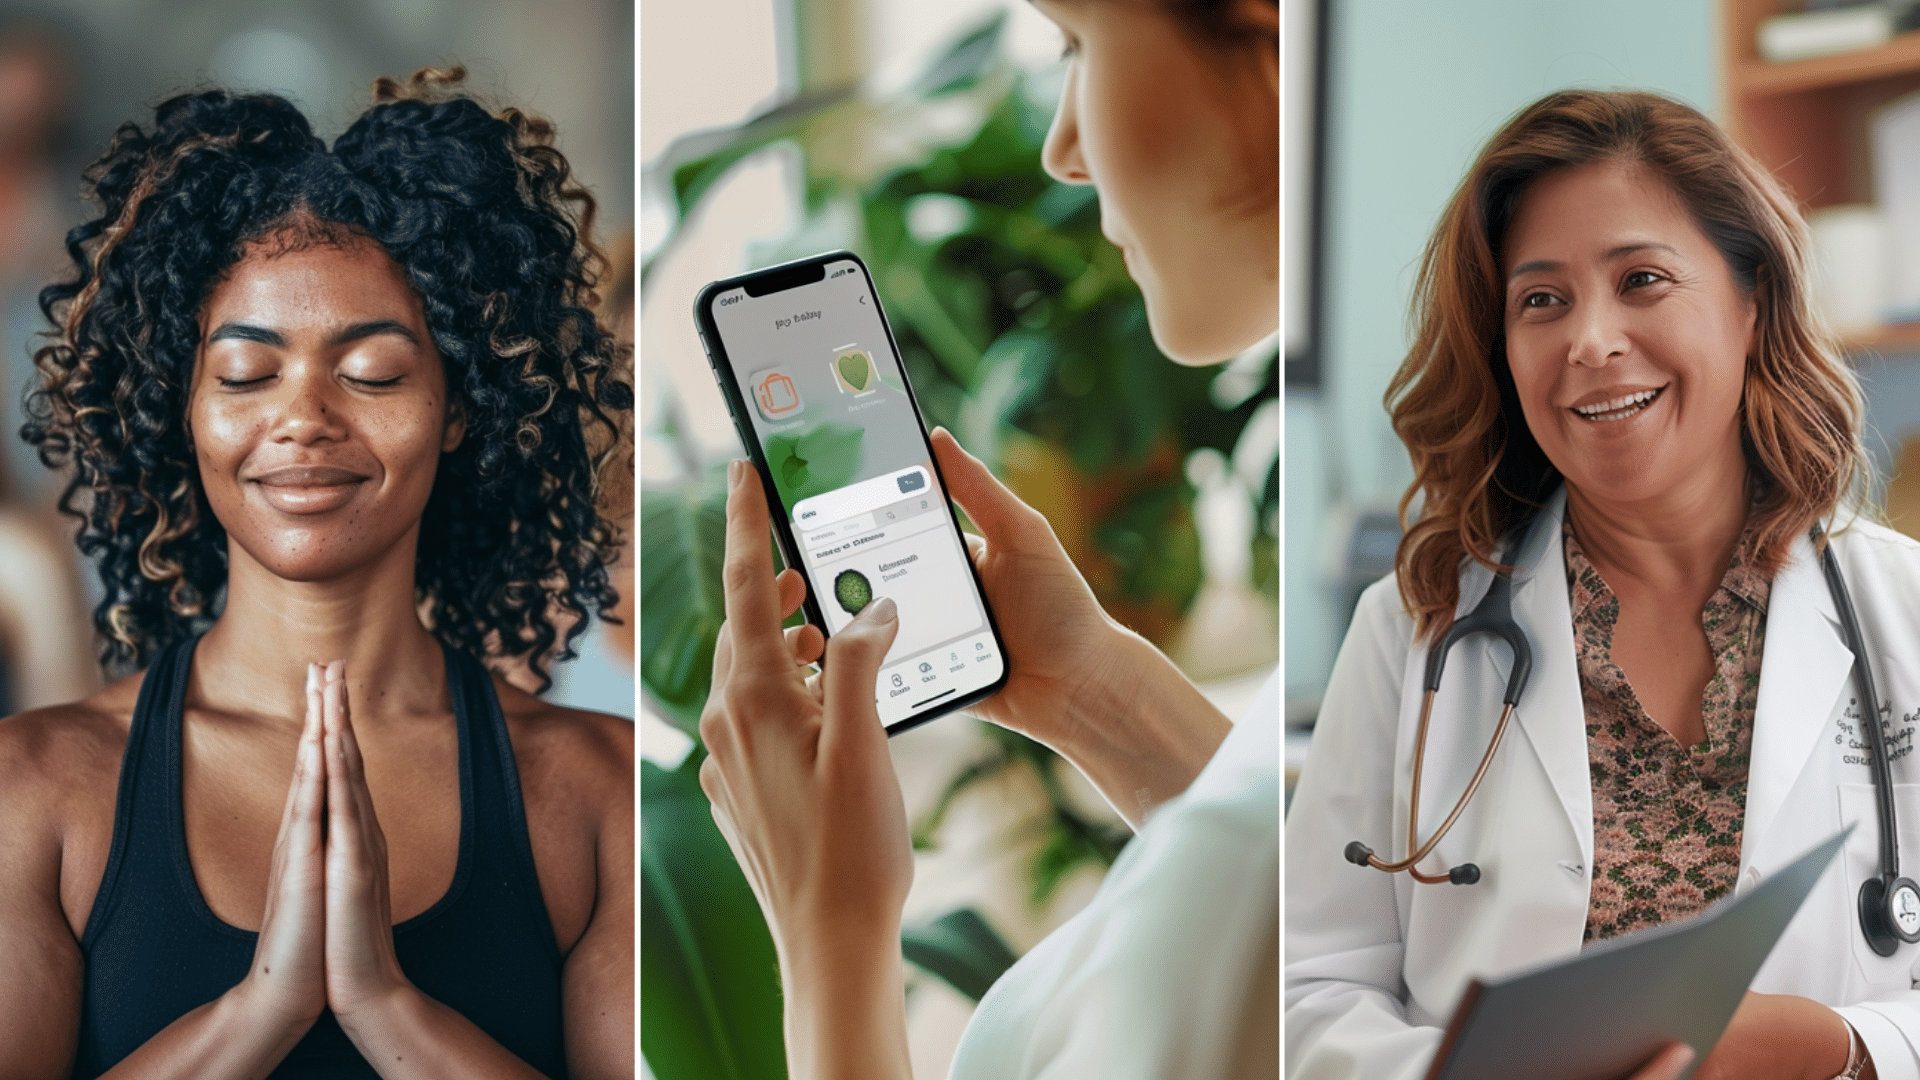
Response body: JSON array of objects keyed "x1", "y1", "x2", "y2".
[{"x1": 1286, "y1": 90, "x2": 1920, "y2": 1080}]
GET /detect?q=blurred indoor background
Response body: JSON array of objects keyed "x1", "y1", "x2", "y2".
[
  {"x1": 0, "y1": 0, "x2": 634, "y2": 717},
  {"x1": 1285, "y1": 0, "x2": 1920, "y2": 802},
  {"x1": 637, "y1": 0, "x2": 1278, "y2": 1077}
]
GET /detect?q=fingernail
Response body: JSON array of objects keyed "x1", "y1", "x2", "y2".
[
  {"x1": 865, "y1": 596, "x2": 898, "y2": 624},
  {"x1": 728, "y1": 459, "x2": 743, "y2": 488}
]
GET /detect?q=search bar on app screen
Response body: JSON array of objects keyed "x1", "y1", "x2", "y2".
[{"x1": 792, "y1": 466, "x2": 931, "y2": 529}]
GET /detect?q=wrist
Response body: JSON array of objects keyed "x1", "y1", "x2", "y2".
[
  {"x1": 230, "y1": 968, "x2": 324, "y2": 1032},
  {"x1": 1050, "y1": 620, "x2": 1149, "y2": 741},
  {"x1": 1815, "y1": 1008, "x2": 1866, "y2": 1080},
  {"x1": 331, "y1": 976, "x2": 422, "y2": 1040},
  {"x1": 221, "y1": 979, "x2": 320, "y2": 1059},
  {"x1": 779, "y1": 928, "x2": 910, "y2": 1080},
  {"x1": 777, "y1": 910, "x2": 901, "y2": 983},
  {"x1": 1057, "y1": 630, "x2": 1231, "y2": 824}
]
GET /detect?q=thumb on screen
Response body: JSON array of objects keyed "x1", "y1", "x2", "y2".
[{"x1": 822, "y1": 596, "x2": 901, "y2": 739}]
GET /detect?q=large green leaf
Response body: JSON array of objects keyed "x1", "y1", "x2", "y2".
[
  {"x1": 639, "y1": 479, "x2": 727, "y2": 734},
  {"x1": 762, "y1": 422, "x2": 864, "y2": 508},
  {"x1": 901, "y1": 907, "x2": 1019, "y2": 1003},
  {"x1": 907, "y1": 11, "x2": 1007, "y2": 99},
  {"x1": 639, "y1": 88, "x2": 857, "y2": 293},
  {"x1": 641, "y1": 757, "x2": 786, "y2": 1080}
]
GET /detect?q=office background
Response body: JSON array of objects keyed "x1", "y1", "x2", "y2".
[{"x1": 1285, "y1": 0, "x2": 1920, "y2": 765}]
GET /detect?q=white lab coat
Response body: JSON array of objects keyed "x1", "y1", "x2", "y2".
[
  {"x1": 951, "y1": 673, "x2": 1279, "y2": 1080},
  {"x1": 1286, "y1": 486, "x2": 1920, "y2": 1080}
]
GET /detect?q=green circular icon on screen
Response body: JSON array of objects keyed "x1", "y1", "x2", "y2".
[{"x1": 834, "y1": 569, "x2": 873, "y2": 614}]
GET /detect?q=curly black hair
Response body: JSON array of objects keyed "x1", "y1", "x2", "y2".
[{"x1": 23, "y1": 67, "x2": 631, "y2": 688}]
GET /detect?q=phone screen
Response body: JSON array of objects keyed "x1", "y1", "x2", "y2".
[{"x1": 701, "y1": 254, "x2": 1007, "y2": 730}]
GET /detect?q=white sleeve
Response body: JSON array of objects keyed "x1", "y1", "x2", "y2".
[
  {"x1": 1840, "y1": 999, "x2": 1920, "y2": 1080},
  {"x1": 949, "y1": 678, "x2": 1281, "y2": 1080},
  {"x1": 1285, "y1": 576, "x2": 1440, "y2": 1080}
]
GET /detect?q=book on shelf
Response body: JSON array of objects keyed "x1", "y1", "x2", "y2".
[{"x1": 1758, "y1": 3, "x2": 1896, "y2": 62}]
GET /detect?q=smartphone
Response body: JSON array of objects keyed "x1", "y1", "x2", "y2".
[{"x1": 695, "y1": 251, "x2": 1009, "y2": 735}]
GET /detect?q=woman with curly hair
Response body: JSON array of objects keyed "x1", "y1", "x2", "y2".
[{"x1": 0, "y1": 69, "x2": 632, "y2": 1078}]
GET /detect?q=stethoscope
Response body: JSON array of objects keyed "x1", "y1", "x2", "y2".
[{"x1": 1342, "y1": 520, "x2": 1920, "y2": 957}]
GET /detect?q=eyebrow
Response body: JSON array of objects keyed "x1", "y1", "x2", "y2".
[
  {"x1": 204, "y1": 320, "x2": 421, "y2": 347},
  {"x1": 1506, "y1": 242, "x2": 1683, "y2": 282},
  {"x1": 205, "y1": 323, "x2": 284, "y2": 346}
]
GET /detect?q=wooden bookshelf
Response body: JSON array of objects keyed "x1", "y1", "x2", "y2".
[
  {"x1": 1722, "y1": 1, "x2": 1920, "y2": 355},
  {"x1": 1732, "y1": 29, "x2": 1920, "y2": 96},
  {"x1": 1842, "y1": 320, "x2": 1920, "y2": 355}
]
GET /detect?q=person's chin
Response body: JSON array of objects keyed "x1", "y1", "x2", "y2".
[
  {"x1": 231, "y1": 532, "x2": 386, "y2": 584},
  {"x1": 1143, "y1": 290, "x2": 1273, "y2": 365}
]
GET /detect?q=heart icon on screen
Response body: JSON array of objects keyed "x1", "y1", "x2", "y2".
[{"x1": 837, "y1": 351, "x2": 870, "y2": 391}]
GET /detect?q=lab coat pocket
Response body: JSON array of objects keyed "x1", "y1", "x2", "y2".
[{"x1": 1837, "y1": 782, "x2": 1920, "y2": 987}]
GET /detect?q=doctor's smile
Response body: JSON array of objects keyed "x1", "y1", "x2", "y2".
[{"x1": 1567, "y1": 385, "x2": 1666, "y2": 423}]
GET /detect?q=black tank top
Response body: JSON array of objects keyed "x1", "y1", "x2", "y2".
[{"x1": 71, "y1": 635, "x2": 568, "y2": 1078}]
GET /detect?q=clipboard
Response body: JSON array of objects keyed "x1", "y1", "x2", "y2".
[{"x1": 1424, "y1": 827, "x2": 1850, "y2": 1080}]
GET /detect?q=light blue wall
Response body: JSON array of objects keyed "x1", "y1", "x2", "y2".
[{"x1": 1286, "y1": 0, "x2": 1719, "y2": 705}]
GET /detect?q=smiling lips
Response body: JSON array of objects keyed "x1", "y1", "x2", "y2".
[
  {"x1": 249, "y1": 465, "x2": 370, "y2": 514},
  {"x1": 1571, "y1": 386, "x2": 1664, "y2": 423}
]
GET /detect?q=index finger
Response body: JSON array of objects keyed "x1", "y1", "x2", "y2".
[{"x1": 721, "y1": 459, "x2": 790, "y2": 668}]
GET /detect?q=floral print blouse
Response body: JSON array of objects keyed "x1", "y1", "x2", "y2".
[{"x1": 1564, "y1": 517, "x2": 1769, "y2": 944}]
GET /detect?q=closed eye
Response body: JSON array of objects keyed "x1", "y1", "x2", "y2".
[
  {"x1": 216, "y1": 375, "x2": 272, "y2": 389},
  {"x1": 346, "y1": 376, "x2": 404, "y2": 388}
]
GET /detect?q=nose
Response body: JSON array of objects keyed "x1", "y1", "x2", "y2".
[
  {"x1": 1041, "y1": 60, "x2": 1091, "y2": 187},
  {"x1": 270, "y1": 369, "x2": 349, "y2": 445},
  {"x1": 1565, "y1": 295, "x2": 1630, "y2": 368}
]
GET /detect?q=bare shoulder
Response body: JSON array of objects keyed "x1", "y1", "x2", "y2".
[
  {"x1": 490, "y1": 676, "x2": 633, "y2": 812},
  {"x1": 0, "y1": 673, "x2": 142, "y2": 886},
  {"x1": 0, "y1": 674, "x2": 142, "y2": 803}
]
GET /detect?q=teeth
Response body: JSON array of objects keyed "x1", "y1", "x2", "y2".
[{"x1": 1572, "y1": 388, "x2": 1660, "y2": 420}]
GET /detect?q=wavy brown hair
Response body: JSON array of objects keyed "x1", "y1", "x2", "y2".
[{"x1": 1385, "y1": 89, "x2": 1867, "y2": 640}]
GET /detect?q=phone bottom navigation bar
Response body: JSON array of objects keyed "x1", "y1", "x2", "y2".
[{"x1": 877, "y1": 630, "x2": 1000, "y2": 724}]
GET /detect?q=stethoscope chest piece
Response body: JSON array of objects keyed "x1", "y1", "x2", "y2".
[{"x1": 1862, "y1": 876, "x2": 1920, "y2": 956}]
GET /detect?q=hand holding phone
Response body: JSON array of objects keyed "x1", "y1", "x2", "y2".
[
  {"x1": 928, "y1": 428, "x2": 1231, "y2": 824},
  {"x1": 696, "y1": 252, "x2": 1009, "y2": 734}
]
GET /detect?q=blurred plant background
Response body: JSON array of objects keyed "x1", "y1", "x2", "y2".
[{"x1": 638, "y1": 1, "x2": 1277, "y2": 1076}]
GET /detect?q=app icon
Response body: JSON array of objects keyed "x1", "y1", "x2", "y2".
[
  {"x1": 749, "y1": 367, "x2": 803, "y2": 420},
  {"x1": 830, "y1": 346, "x2": 878, "y2": 396}
]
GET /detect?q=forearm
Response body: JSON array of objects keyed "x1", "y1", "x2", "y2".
[
  {"x1": 779, "y1": 923, "x2": 911, "y2": 1080},
  {"x1": 1055, "y1": 629, "x2": 1231, "y2": 827},
  {"x1": 336, "y1": 986, "x2": 546, "y2": 1080},
  {"x1": 99, "y1": 984, "x2": 312, "y2": 1080}
]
